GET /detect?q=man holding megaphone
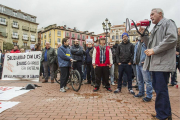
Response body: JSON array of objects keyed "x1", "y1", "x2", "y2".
[{"x1": 138, "y1": 8, "x2": 177, "y2": 120}]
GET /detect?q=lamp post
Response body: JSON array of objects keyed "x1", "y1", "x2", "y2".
[{"x1": 102, "y1": 18, "x2": 111, "y2": 45}]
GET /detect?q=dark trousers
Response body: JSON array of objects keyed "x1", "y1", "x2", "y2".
[
  {"x1": 152, "y1": 72, "x2": 171, "y2": 119},
  {"x1": 73, "y1": 62, "x2": 82, "y2": 80},
  {"x1": 60, "y1": 67, "x2": 69, "y2": 88},
  {"x1": 95, "y1": 66, "x2": 110, "y2": 89},
  {"x1": 86, "y1": 64, "x2": 95, "y2": 83},
  {"x1": 118, "y1": 64, "x2": 132, "y2": 89}
]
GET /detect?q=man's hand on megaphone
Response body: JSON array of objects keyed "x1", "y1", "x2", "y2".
[{"x1": 139, "y1": 27, "x2": 145, "y2": 34}]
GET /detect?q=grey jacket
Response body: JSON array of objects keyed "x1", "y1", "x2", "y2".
[
  {"x1": 142, "y1": 18, "x2": 178, "y2": 72},
  {"x1": 70, "y1": 45, "x2": 83, "y2": 62}
]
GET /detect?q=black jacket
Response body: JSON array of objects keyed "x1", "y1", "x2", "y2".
[
  {"x1": 116, "y1": 41, "x2": 134, "y2": 64},
  {"x1": 111, "y1": 47, "x2": 116, "y2": 64},
  {"x1": 85, "y1": 47, "x2": 93, "y2": 64},
  {"x1": 70, "y1": 45, "x2": 83, "y2": 62}
]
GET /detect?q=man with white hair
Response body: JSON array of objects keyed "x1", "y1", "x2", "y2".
[
  {"x1": 41, "y1": 42, "x2": 57, "y2": 83},
  {"x1": 139, "y1": 8, "x2": 177, "y2": 120}
]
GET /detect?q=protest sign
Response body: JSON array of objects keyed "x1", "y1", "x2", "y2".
[
  {"x1": 86, "y1": 39, "x2": 93, "y2": 44},
  {"x1": 2, "y1": 52, "x2": 41, "y2": 81},
  {"x1": 0, "y1": 86, "x2": 30, "y2": 100},
  {"x1": 0, "y1": 101, "x2": 20, "y2": 113}
]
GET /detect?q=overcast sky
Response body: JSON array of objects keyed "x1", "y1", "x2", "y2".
[{"x1": 1, "y1": 0, "x2": 180, "y2": 34}]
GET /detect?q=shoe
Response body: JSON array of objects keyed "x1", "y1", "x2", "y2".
[
  {"x1": 129, "y1": 89, "x2": 135, "y2": 95},
  {"x1": 114, "y1": 88, "x2": 121, "y2": 93},
  {"x1": 134, "y1": 94, "x2": 144, "y2": 98},
  {"x1": 132, "y1": 85, "x2": 138, "y2": 88},
  {"x1": 42, "y1": 80, "x2": 48, "y2": 83},
  {"x1": 142, "y1": 97, "x2": 152, "y2": 102},
  {"x1": 84, "y1": 82, "x2": 91, "y2": 84},
  {"x1": 168, "y1": 84, "x2": 174, "y2": 87},
  {"x1": 151, "y1": 113, "x2": 172, "y2": 120},
  {"x1": 51, "y1": 80, "x2": 54, "y2": 83},
  {"x1": 91, "y1": 82, "x2": 95, "y2": 86},
  {"x1": 111, "y1": 82, "x2": 115, "y2": 86},
  {"x1": 64, "y1": 86, "x2": 69, "y2": 90},
  {"x1": 60, "y1": 87, "x2": 66, "y2": 92},
  {"x1": 106, "y1": 88, "x2": 112, "y2": 92},
  {"x1": 93, "y1": 88, "x2": 99, "y2": 92},
  {"x1": 151, "y1": 113, "x2": 156, "y2": 117}
]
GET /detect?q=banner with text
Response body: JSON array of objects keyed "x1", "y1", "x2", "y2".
[
  {"x1": 0, "y1": 101, "x2": 20, "y2": 113},
  {"x1": 2, "y1": 52, "x2": 41, "y2": 81}
]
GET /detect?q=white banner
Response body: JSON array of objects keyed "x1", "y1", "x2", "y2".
[
  {"x1": 86, "y1": 39, "x2": 93, "y2": 44},
  {"x1": 0, "y1": 101, "x2": 20, "y2": 113},
  {"x1": 0, "y1": 86, "x2": 30, "y2": 100},
  {"x1": 2, "y1": 52, "x2": 41, "y2": 81}
]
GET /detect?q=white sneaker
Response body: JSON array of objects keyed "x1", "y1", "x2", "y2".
[
  {"x1": 111, "y1": 82, "x2": 115, "y2": 86},
  {"x1": 64, "y1": 86, "x2": 69, "y2": 90},
  {"x1": 60, "y1": 87, "x2": 66, "y2": 92}
]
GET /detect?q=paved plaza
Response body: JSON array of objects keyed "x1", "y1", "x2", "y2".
[{"x1": 0, "y1": 74, "x2": 180, "y2": 120}]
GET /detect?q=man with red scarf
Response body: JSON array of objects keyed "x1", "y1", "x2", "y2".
[{"x1": 92, "y1": 36, "x2": 113, "y2": 92}]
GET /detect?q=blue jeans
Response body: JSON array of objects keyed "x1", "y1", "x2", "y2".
[
  {"x1": 110, "y1": 64, "x2": 114, "y2": 83},
  {"x1": 117, "y1": 64, "x2": 132, "y2": 89},
  {"x1": 136, "y1": 65, "x2": 153, "y2": 98},
  {"x1": 152, "y1": 72, "x2": 171, "y2": 119}
]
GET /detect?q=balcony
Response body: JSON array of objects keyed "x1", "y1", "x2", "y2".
[
  {"x1": 0, "y1": 21, "x2": 8, "y2": 26},
  {"x1": 82, "y1": 37, "x2": 85, "y2": 40},
  {"x1": 12, "y1": 34, "x2": 19, "y2": 39},
  {"x1": 22, "y1": 26, "x2": 29, "y2": 31},
  {"x1": 30, "y1": 38, "x2": 36, "y2": 42},
  {"x1": 30, "y1": 28, "x2": 36, "y2": 33},
  {"x1": 1, "y1": 32, "x2": 8, "y2": 38},
  {"x1": 71, "y1": 36, "x2": 75, "y2": 39},
  {"x1": 22, "y1": 36, "x2": 29, "y2": 41},
  {"x1": 11, "y1": 23, "x2": 19, "y2": 29}
]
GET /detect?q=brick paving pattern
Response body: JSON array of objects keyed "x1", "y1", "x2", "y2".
[{"x1": 0, "y1": 74, "x2": 180, "y2": 120}]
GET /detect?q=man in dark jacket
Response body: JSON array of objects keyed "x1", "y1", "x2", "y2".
[
  {"x1": 114, "y1": 33, "x2": 135, "y2": 95},
  {"x1": 58, "y1": 38, "x2": 73, "y2": 92},
  {"x1": 113, "y1": 40, "x2": 119, "y2": 83},
  {"x1": 70, "y1": 40, "x2": 84, "y2": 80},
  {"x1": 41, "y1": 42, "x2": 56, "y2": 83},
  {"x1": 85, "y1": 42, "x2": 95, "y2": 85}
]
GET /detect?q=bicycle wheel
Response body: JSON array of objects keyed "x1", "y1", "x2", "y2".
[
  {"x1": 71, "y1": 70, "x2": 81, "y2": 92},
  {"x1": 54, "y1": 69, "x2": 61, "y2": 84}
]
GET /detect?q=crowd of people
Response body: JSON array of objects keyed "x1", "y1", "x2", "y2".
[{"x1": 1, "y1": 8, "x2": 179, "y2": 120}]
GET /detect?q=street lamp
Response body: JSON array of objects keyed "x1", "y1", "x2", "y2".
[{"x1": 102, "y1": 18, "x2": 111, "y2": 45}]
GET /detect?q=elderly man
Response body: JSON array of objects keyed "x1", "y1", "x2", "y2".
[
  {"x1": 70, "y1": 40, "x2": 84, "y2": 80},
  {"x1": 41, "y1": 42, "x2": 57, "y2": 83},
  {"x1": 139, "y1": 8, "x2": 177, "y2": 120}
]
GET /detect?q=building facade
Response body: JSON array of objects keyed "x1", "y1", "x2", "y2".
[
  {"x1": 110, "y1": 23, "x2": 138, "y2": 43},
  {"x1": 0, "y1": 4, "x2": 38, "y2": 48}
]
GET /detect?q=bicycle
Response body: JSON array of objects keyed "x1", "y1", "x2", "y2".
[{"x1": 54, "y1": 60, "x2": 82, "y2": 92}]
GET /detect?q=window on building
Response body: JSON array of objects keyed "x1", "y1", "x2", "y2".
[
  {"x1": 49, "y1": 31, "x2": 51, "y2": 36},
  {"x1": 83, "y1": 35, "x2": 85, "y2": 40},
  {"x1": 58, "y1": 31, "x2": 61, "y2": 36},
  {"x1": 72, "y1": 34, "x2": 74, "y2": 38},
  {"x1": 23, "y1": 34, "x2": 28, "y2": 40},
  {"x1": 78, "y1": 34, "x2": 80, "y2": 39},
  {"x1": 44, "y1": 33, "x2": 46, "y2": 38},
  {"x1": 49, "y1": 39, "x2": 51, "y2": 44},
  {"x1": 13, "y1": 42, "x2": 17, "y2": 46},
  {"x1": 13, "y1": 12, "x2": 17, "y2": 16},
  {"x1": 57, "y1": 38, "x2": 61, "y2": 43},
  {"x1": 31, "y1": 17, "x2": 34, "y2": 22},
  {"x1": 133, "y1": 36, "x2": 136, "y2": 41},
  {"x1": 23, "y1": 15, "x2": 27, "y2": 19},
  {"x1": 0, "y1": 17, "x2": 6, "y2": 25},
  {"x1": 13, "y1": 21, "x2": 18, "y2": 28},
  {"x1": 66, "y1": 32, "x2": 69, "y2": 37},
  {"x1": 31, "y1": 35, "x2": 35, "y2": 41},
  {"x1": 44, "y1": 40, "x2": 46, "y2": 45},
  {"x1": 23, "y1": 42, "x2": 27, "y2": 47},
  {"x1": 41, "y1": 41, "x2": 43, "y2": 47},
  {"x1": 112, "y1": 35, "x2": 114, "y2": 40},
  {"x1": 94, "y1": 37, "x2": 97, "y2": 41},
  {"x1": 12, "y1": 32, "x2": 18, "y2": 38},
  {"x1": 0, "y1": 7, "x2": 5, "y2": 12},
  {"x1": 116, "y1": 35, "x2": 118, "y2": 40},
  {"x1": 112, "y1": 30, "x2": 114, "y2": 33}
]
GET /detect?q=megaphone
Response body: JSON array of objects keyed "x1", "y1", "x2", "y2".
[{"x1": 126, "y1": 18, "x2": 151, "y2": 36}]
